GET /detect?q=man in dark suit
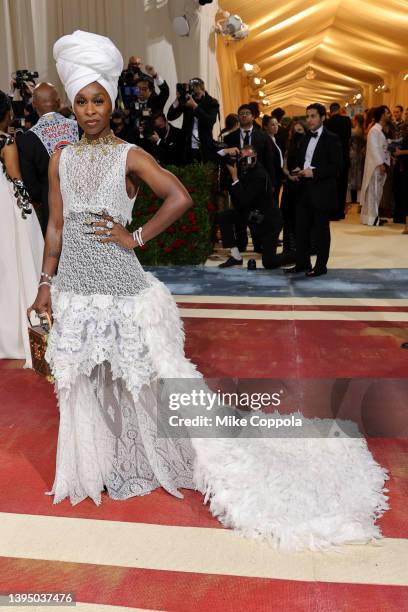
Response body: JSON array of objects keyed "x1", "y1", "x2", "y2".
[
  {"x1": 220, "y1": 104, "x2": 276, "y2": 186},
  {"x1": 217, "y1": 145, "x2": 283, "y2": 268},
  {"x1": 148, "y1": 112, "x2": 185, "y2": 166},
  {"x1": 16, "y1": 82, "x2": 78, "y2": 235},
  {"x1": 285, "y1": 102, "x2": 342, "y2": 277},
  {"x1": 325, "y1": 102, "x2": 352, "y2": 219},
  {"x1": 167, "y1": 78, "x2": 219, "y2": 163}
]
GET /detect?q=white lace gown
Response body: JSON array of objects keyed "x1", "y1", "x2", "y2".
[
  {"x1": 45, "y1": 141, "x2": 389, "y2": 551},
  {"x1": 0, "y1": 148, "x2": 44, "y2": 366}
]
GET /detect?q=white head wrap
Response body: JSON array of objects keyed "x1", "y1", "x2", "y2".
[{"x1": 53, "y1": 30, "x2": 123, "y2": 109}]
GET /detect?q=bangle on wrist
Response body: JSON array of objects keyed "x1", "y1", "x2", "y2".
[
  {"x1": 40, "y1": 271, "x2": 53, "y2": 281},
  {"x1": 39, "y1": 281, "x2": 51, "y2": 288},
  {"x1": 132, "y1": 226, "x2": 144, "y2": 247}
]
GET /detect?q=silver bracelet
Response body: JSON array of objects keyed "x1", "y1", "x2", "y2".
[
  {"x1": 132, "y1": 226, "x2": 144, "y2": 247},
  {"x1": 41, "y1": 272, "x2": 53, "y2": 281},
  {"x1": 39, "y1": 281, "x2": 51, "y2": 288}
]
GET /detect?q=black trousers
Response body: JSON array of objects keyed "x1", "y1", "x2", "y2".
[
  {"x1": 218, "y1": 208, "x2": 250, "y2": 252},
  {"x1": 295, "y1": 185, "x2": 331, "y2": 271},
  {"x1": 218, "y1": 207, "x2": 284, "y2": 267}
]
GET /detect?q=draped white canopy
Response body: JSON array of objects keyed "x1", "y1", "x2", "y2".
[{"x1": 219, "y1": 0, "x2": 408, "y2": 114}]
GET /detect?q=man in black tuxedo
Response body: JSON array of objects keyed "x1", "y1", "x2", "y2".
[
  {"x1": 16, "y1": 83, "x2": 78, "y2": 235},
  {"x1": 325, "y1": 102, "x2": 352, "y2": 219},
  {"x1": 220, "y1": 104, "x2": 276, "y2": 186},
  {"x1": 148, "y1": 112, "x2": 185, "y2": 166},
  {"x1": 167, "y1": 78, "x2": 219, "y2": 163},
  {"x1": 285, "y1": 103, "x2": 342, "y2": 277}
]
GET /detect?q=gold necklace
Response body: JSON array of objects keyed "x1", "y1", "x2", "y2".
[{"x1": 74, "y1": 130, "x2": 119, "y2": 158}]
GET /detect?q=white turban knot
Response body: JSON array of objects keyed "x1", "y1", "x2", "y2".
[{"x1": 53, "y1": 30, "x2": 123, "y2": 109}]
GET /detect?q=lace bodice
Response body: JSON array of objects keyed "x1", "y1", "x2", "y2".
[
  {"x1": 59, "y1": 142, "x2": 136, "y2": 223},
  {"x1": 55, "y1": 141, "x2": 150, "y2": 296}
]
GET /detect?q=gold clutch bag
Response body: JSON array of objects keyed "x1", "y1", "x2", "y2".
[{"x1": 27, "y1": 312, "x2": 53, "y2": 382}]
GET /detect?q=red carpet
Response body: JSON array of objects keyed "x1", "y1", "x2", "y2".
[{"x1": 0, "y1": 301, "x2": 407, "y2": 610}]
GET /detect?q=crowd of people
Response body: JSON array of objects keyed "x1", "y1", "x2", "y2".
[{"x1": 1, "y1": 57, "x2": 408, "y2": 299}]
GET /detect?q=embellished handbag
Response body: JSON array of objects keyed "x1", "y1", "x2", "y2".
[{"x1": 27, "y1": 312, "x2": 53, "y2": 382}]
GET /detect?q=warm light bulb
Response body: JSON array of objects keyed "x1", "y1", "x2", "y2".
[
  {"x1": 243, "y1": 63, "x2": 253, "y2": 72},
  {"x1": 258, "y1": 90, "x2": 266, "y2": 97},
  {"x1": 253, "y1": 77, "x2": 261, "y2": 85},
  {"x1": 356, "y1": 93, "x2": 362, "y2": 100}
]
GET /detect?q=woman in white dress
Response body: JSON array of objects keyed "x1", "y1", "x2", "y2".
[
  {"x1": 28, "y1": 31, "x2": 389, "y2": 552},
  {"x1": 0, "y1": 91, "x2": 44, "y2": 367}
]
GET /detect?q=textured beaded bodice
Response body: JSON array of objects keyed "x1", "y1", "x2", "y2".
[
  {"x1": 59, "y1": 142, "x2": 136, "y2": 223},
  {"x1": 55, "y1": 142, "x2": 151, "y2": 296}
]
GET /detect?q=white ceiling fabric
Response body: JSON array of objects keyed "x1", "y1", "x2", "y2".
[{"x1": 220, "y1": 0, "x2": 408, "y2": 109}]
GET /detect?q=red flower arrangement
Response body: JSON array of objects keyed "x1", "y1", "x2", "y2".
[{"x1": 128, "y1": 163, "x2": 218, "y2": 265}]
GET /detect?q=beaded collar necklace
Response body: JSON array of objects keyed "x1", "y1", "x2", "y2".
[{"x1": 74, "y1": 130, "x2": 119, "y2": 157}]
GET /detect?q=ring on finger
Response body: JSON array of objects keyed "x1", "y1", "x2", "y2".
[
  {"x1": 106, "y1": 220, "x2": 114, "y2": 229},
  {"x1": 106, "y1": 230, "x2": 112, "y2": 237}
]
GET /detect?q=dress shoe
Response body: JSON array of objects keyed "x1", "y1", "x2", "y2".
[
  {"x1": 284, "y1": 265, "x2": 312, "y2": 274},
  {"x1": 401, "y1": 342, "x2": 408, "y2": 350},
  {"x1": 306, "y1": 267, "x2": 327, "y2": 278},
  {"x1": 218, "y1": 256, "x2": 243, "y2": 268}
]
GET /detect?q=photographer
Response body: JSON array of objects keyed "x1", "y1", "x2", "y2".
[
  {"x1": 147, "y1": 112, "x2": 185, "y2": 166},
  {"x1": 167, "y1": 77, "x2": 219, "y2": 163},
  {"x1": 111, "y1": 109, "x2": 137, "y2": 143},
  {"x1": 220, "y1": 104, "x2": 276, "y2": 187},
  {"x1": 217, "y1": 145, "x2": 283, "y2": 269}
]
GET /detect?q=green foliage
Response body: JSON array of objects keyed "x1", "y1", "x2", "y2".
[{"x1": 128, "y1": 162, "x2": 218, "y2": 265}]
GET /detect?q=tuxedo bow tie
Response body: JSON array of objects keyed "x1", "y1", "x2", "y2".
[{"x1": 309, "y1": 131, "x2": 318, "y2": 138}]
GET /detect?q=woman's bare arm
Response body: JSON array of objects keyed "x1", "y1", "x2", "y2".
[
  {"x1": 127, "y1": 148, "x2": 193, "y2": 243},
  {"x1": 28, "y1": 149, "x2": 64, "y2": 318},
  {"x1": 2, "y1": 139, "x2": 22, "y2": 180}
]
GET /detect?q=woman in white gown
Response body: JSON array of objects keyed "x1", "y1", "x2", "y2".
[
  {"x1": 0, "y1": 91, "x2": 44, "y2": 367},
  {"x1": 29, "y1": 31, "x2": 389, "y2": 552}
]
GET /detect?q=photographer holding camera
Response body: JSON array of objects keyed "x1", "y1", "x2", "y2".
[
  {"x1": 167, "y1": 77, "x2": 219, "y2": 164},
  {"x1": 217, "y1": 145, "x2": 283, "y2": 269},
  {"x1": 147, "y1": 112, "x2": 185, "y2": 166}
]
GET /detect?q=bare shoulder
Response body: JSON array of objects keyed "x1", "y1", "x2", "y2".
[{"x1": 126, "y1": 145, "x2": 161, "y2": 172}]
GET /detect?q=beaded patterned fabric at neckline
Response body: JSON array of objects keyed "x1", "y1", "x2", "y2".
[
  {"x1": 75, "y1": 130, "x2": 119, "y2": 147},
  {"x1": 73, "y1": 130, "x2": 120, "y2": 157}
]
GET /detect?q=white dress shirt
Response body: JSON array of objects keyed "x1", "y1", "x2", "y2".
[{"x1": 304, "y1": 124, "x2": 323, "y2": 169}]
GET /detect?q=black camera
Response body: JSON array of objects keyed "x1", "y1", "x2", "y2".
[
  {"x1": 248, "y1": 209, "x2": 265, "y2": 225},
  {"x1": 224, "y1": 152, "x2": 241, "y2": 165},
  {"x1": 141, "y1": 119, "x2": 155, "y2": 139},
  {"x1": 120, "y1": 67, "x2": 142, "y2": 87},
  {"x1": 176, "y1": 82, "x2": 193, "y2": 105},
  {"x1": 13, "y1": 69, "x2": 38, "y2": 102}
]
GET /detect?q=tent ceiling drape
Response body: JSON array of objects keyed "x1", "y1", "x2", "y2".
[{"x1": 220, "y1": 0, "x2": 408, "y2": 112}]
